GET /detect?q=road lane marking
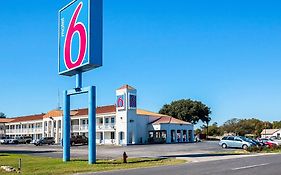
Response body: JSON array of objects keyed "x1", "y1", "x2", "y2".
[{"x1": 231, "y1": 163, "x2": 270, "y2": 171}]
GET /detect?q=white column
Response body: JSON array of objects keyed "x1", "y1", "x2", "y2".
[
  {"x1": 47, "y1": 121, "x2": 50, "y2": 137},
  {"x1": 56, "y1": 120, "x2": 59, "y2": 143},
  {"x1": 180, "y1": 130, "x2": 183, "y2": 142},
  {"x1": 166, "y1": 130, "x2": 170, "y2": 143},
  {"x1": 60, "y1": 119, "x2": 63, "y2": 142},
  {"x1": 51, "y1": 120, "x2": 54, "y2": 137},
  {"x1": 42, "y1": 121, "x2": 45, "y2": 137},
  {"x1": 78, "y1": 119, "x2": 81, "y2": 135},
  {"x1": 21, "y1": 124, "x2": 23, "y2": 135},
  {"x1": 191, "y1": 130, "x2": 195, "y2": 143}
]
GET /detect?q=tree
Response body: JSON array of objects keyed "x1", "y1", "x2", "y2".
[
  {"x1": 220, "y1": 118, "x2": 269, "y2": 137},
  {"x1": 159, "y1": 99, "x2": 211, "y2": 124},
  {"x1": 0, "y1": 112, "x2": 6, "y2": 118},
  {"x1": 272, "y1": 121, "x2": 281, "y2": 129},
  {"x1": 221, "y1": 118, "x2": 240, "y2": 135},
  {"x1": 202, "y1": 122, "x2": 221, "y2": 136},
  {"x1": 195, "y1": 128, "x2": 202, "y2": 135}
]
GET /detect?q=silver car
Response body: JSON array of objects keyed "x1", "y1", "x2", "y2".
[{"x1": 219, "y1": 136, "x2": 254, "y2": 149}]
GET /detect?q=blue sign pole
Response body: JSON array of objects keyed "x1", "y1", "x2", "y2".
[
  {"x1": 63, "y1": 90, "x2": 70, "y2": 162},
  {"x1": 59, "y1": 0, "x2": 102, "y2": 164},
  {"x1": 76, "y1": 72, "x2": 82, "y2": 89},
  {"x1": 88, "y1": 86, "x2": 96, "y2": 164}
]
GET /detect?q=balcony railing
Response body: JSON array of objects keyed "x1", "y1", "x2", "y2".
[
  {"x1": 71, "y1": 124, "x2": 115, "y2": 131},
  {"x1": 6, "y1": 128, "x2": 42, "y2": 134},
  {"x1": 97, "y1": 124, "x2": 115, "y2": 130},
  {"x1": 5, "y1": 124, "x2": 116, "y2": 134}
]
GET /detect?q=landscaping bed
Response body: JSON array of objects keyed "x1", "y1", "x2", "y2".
[{"x1": 247, "y1": 145, "x2": 281, "y2": 153}]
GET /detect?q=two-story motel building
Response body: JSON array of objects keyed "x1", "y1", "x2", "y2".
[{"x1": 0, "y1": 85, "x2": 194, "y2": 145}]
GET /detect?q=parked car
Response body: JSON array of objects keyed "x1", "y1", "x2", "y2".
[
  {"x1": 8, "y1": 138, "x2": 19, "y2": 144},
  {"x1": 264, "y1": 141, "x2": 278, "y2": 148},
  {"x1": 245, "y1": 137, "x2": 263, "y2": 147},
  {"x1": 31, "y1": 139, "x2": 39, "y2": 144},
  {"x1": 257, "y1": 138, "x2": 269, "y2": 144},
  {"x1": 268, "y1": 138, "x2": 281, "y2": 146},
  {"x1": 0, "y1": 136, "x2": 10, "y2": 144},
  {"x1": 70, "y1": 135, "x2": 88, "y2": 146},
  {"x1": 34, "y1": 137, "x2": 55, "y2": 146},
  {"x1": 219, "y1": 136, "x2": 255, "y2": 149},
  {"x1": 15, "y1": 136, "x2": 32, "y2": 144},
  {"x1": 23, "y1": 136, "x2": 32, "y2": 144}
]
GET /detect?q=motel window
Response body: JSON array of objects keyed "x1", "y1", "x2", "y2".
[
  {"x1": 99, "y1": 118, "x2": 103, "y2": 124},
  {"x1": 82, "y1": 120, "x2": 86, "y2": 125},
  {"x1": 120, "y1": 132, "x2": 124, "y2": 140},
  {"x1": 105, "y1": 118, "x2": 109, "y2": 124},
  {"x1": 111, "y1": 132, "x2": 115, "y2": 139},
  {"x1": 111, "y1": 117, "x2": 115, "y2": 124}
]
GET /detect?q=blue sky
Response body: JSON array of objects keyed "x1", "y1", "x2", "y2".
[{"x1": 0, "y1": 0, "x2": 281, "y2": 126}]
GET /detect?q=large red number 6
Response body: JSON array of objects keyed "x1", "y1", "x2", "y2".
[{"x1": 64, "y1": 2, "x2": 87, "y2": 69}]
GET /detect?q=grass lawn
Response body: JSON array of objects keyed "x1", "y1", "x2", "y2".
[{"x1": 0, "y1": 154, "x2": 185, "y2": 175}]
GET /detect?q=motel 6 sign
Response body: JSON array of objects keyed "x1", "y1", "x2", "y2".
[{"x1": 59, "y1": 0, "x2": 102, "y2": 76}]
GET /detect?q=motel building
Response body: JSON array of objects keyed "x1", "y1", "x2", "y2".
[{"x1": 0, "y1": 85, "x2": 194, "y2": 145}]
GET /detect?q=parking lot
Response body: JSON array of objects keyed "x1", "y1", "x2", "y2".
[{"x1": 0, "y1": 141, "x2": 237, "y2": 160}]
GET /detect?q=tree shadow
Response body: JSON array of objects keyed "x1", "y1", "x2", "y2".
[
  {"x1": 71, "y1": 158, "x2": 166, "y2": 165},
  {"x1": 0, "y1": 154, "x2": 9, "y2": 157},
  {"x1": 0, "y1": 150, "x2": 56, "y2": 154}
]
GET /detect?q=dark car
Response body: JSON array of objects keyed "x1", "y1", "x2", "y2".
[
  {"x1": 15, "y1": 136, "x2": 33, "y2": 144},
  {"x1": 245, "y1": 138, "x2": 263, "y2": 147},
  {"x1": 70, "y1": 135, "x2": 88, "y2": 146},
  {"x1": 34, "y1": 137, "x2": 55, "y2": 146},
  {"x1": 23, "y1": 136, "x2": 33, "y2": 144}
]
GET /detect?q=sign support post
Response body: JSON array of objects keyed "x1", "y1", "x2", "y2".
[
  {"x1": 63, "y1": 84, "x2": 97, "y2": 164},
  {"x1": 76, "y1": 72, "x2": 82, "y2": 89},
  {"x1": 88, "y1": 86, "x2": 96, "y2": 164},
  {"x1": 63, "y1": 90, "x2": 70, "y2": 162}
]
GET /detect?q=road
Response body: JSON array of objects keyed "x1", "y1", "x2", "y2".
[
  {"x1": 0, "y1": 141, "x2": 236, "y2": 159},
  {"x1": 85, "y1": 153, "x2": 281, "y2": 175}
]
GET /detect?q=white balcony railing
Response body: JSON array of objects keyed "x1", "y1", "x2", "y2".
[
  {"x1": 71, "y1": 125, "x2": 80, "y2": 131},
  {"x1": 80, "y1": 125, "x2": 88, "y2": 131},
  {"x1": 6, "y1": 128, "x2": 42, "y2": 134},
  {"x1": 97, "y1": 124, "x2": 115, "y2": 130}
]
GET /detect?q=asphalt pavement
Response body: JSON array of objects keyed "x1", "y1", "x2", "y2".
[
  {"x1": 0, "y1": 141, "x2": 236, "y2": 159},
  {"x1": 84, "y1": 153, "x2": 281, "y2": 175}
]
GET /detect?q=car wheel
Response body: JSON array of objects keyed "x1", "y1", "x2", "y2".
[
  {"x1": 222, "y1": 143, "x2": 227, "y2": 149},
  {"x1": 242, "y1": 144, "x2": 248, "y2": 150}
]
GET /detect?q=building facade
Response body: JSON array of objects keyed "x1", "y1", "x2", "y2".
[
  {"x1": 261, "y1": 129, "x2": 281, "y2": 139},
  {"x1": 1, "y1": 85, "x2": 194, "y2": 145}
]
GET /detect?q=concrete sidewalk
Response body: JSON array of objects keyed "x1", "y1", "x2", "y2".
[{"x1": 172, "y1": 152, "x2": 280, "y2": 163}]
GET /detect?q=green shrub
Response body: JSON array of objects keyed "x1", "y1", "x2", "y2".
[{"x1": 247, "y1": 145, "x2": 281, "y2": 153}]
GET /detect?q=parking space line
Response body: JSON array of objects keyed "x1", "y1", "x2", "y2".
[{"x1": 231, "y1": 163, "x2": 270, "y2": 171}]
